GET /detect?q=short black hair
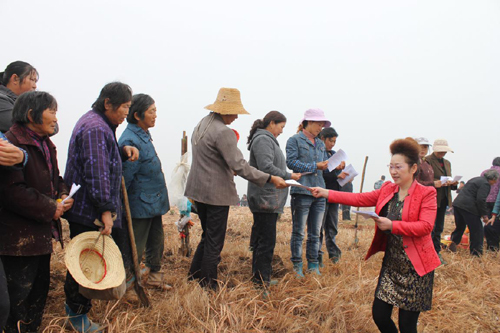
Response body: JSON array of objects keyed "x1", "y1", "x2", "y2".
[
  {"x1": 127, "y1": 94, "x2": 155, "y2": 124},
  {"x1": 92, "y1": 82, "x2": 132, "y2": 113},
  {"x1": 319, "y1": 127, "x2": 338, "y2": 139},
  {"x1": 0, "y1": 61, "x2": 38, "y2": 86},
  {"x1": 493, "y1": 157, "x2": 500, "y2": 167},
  {"x1": 12, "y1": 91, "x2": 57, "y2": 125}
]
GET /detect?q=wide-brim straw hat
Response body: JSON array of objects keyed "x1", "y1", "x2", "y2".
[
  {"x1": 301, "y1": 108, "x2": 331, "y2": 128},
  {"x1": 433, "y1": 138, "x2": 454, "y2": 153},
  {"x1": 65, "y1": 231, "x2": 125, "y2": 290},
  {"x1": 204, "y1": 87, "x2": 250, "y2": 115}
]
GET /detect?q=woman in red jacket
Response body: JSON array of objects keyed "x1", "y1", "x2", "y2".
[{"x1": 311, "y1": 137, "x2": 440, "y2": 333}]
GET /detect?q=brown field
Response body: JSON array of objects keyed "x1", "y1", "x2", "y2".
[{"x1": 41, "y1": 207, "x2": 500, "y2": 332}]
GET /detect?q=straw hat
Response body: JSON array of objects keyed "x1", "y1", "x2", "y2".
[
  {"x1": 65, "y1": 231, "x2": 125, "y2": 290},
  {"x1": 433, "y1": 138, "x2": 454, "y2": 153},
  {"x1": 204, "y1": 88, "x2": 249, "y2": 115}
]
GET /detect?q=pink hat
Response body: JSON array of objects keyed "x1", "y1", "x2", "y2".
[{"x1": 301, "y1": 108, "x2": 331, "y2": 128}]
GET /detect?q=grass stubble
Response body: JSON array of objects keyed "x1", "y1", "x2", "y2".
[{"x1": 41, "y1": 208, "x2": 500, "y2": 332}]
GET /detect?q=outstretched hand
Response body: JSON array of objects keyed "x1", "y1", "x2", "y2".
[
  {"x1": 123, "y1": 146, "x2": 140, "y2": 162},
  {"x1": 309, "y1": 187, "x2": 329, "y2": 198},
  {"x1": 270, "y1": 176, "x2": 288, "y2": 189}
]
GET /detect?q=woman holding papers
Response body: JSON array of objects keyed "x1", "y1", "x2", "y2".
[
  {"x1": 0, "y1": 91, "x2": 72, "y2": 333},
  {"x1": 311, "y1": 137, "x2": 440, "y2": 333},
  {"x1": 247, "y1": 111, "x2": 300, "y2": 288},
  {"x1": 448, "y1": 170, "x2": 499, "y2": 256},
  {"x1": 286, "y1": 108, "x2": 330, "y2": 276}
]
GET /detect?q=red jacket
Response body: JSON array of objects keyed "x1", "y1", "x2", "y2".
[{"x1": 328, "y1": 180, "x2": 440, "y2": 276}]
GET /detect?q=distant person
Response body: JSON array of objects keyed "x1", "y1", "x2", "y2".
[
  {"x1": 286, "y1": 108, "x2": 330, "y2": 276},
  {"x1": 341, "y1": 181, "x2": 353, "y2": 220},
  {"x1": 246, "y1": 111, "x2": 300, "y2": 289},
  {"x1": 485, "y1": 191, "x2": 500, "y2": 251},
  {"x1": 184, "y1": 88, "x2": 286, "y2": 290},
  {"x1": 425, "y1": 138, "x2": 458, "y2": 264},
  {"x1": 414, "y1": 137, "x2": 435, "y2": 187},
  {"x1": 240, "y1": 194, "x2": 248, "y2": 207},
  {"x1": 311, "y1": 137, "x2": 440, "y2": 333},
  {"x1": 118, "y1": 94, "x2": 170, "y2": 290},
  {"x1": 481, "y1": 157, "x2": 500, "y2": 214},
  {"x1": 374, "y1": 175, "x2": 385, "y2": 189},
  {"x1": 318, "y1": 127, "x2": 347, "y2": 265},
  {"x1": 448, "y1": 170, "x2": 499, "y2": 256},
  {"x1": 0, "y1": 91, "x2": 72, "y2": 333}
]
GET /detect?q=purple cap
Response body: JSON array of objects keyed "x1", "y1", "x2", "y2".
[{"x1": 301, "y1": 108, "x2": 331, "y2": 128}]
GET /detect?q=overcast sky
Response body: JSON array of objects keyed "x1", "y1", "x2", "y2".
[{"x1": 2, "y1": 0, "x2": 499, "y2": 202}]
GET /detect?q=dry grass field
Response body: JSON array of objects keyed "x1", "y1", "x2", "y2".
[{"x1": 41, "y1": 207, "x2": 500, "y2": 332}]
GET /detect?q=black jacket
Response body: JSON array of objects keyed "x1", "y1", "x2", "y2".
[{"x1": 452, "y1": 176, "x2": 491, "y2": 217}]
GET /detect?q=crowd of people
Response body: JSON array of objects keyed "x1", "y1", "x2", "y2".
[{"x1": 0, "y1": 60, "x2": 499, "y2": 333}]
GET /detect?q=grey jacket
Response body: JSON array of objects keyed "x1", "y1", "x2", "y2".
[
  {"x1": 247, "y1": 129, "x2": 291, "y2": 213},
  {"x1": 185, "y1": 113, "x2": 268, "y2": 206},
  {"x1": 0, "y1": 85, "x2": 17, "y2": 133},
  {"x1": 453, "y1": 176, "x2": 491, "y2": 217}
]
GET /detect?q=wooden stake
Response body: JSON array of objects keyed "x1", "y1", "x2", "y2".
[
  {"x1": 353, "y1": 156, "x2": 369, "y2": 248},
  {"x1": 180, "y1": 131, "x2": 191, "y2": 257}
]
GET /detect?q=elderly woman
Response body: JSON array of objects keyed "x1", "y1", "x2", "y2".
[
  {"x1": 448, "y1": 169, "x2": 499, "y2": 256},
  {"x1": 247, "y1": 111, "x2": 300, "y2": 288},
  {"x1": 0, "y1": 91, "x2": 71, "y2": 333},
  {"x1": 118, "y1": 94, "x2": 170, "y2": 289},
  {"x1": 311, "y1": 138, "x2": 440, "y2": 333},
  {"x1": 63, "y1": 82, "x2": 138, "y2": 332},
  {"x1": 185, "y1": 88, "x2": 286, "y2": 290},
  {"x1": 286, "y1": 108, "x2": 330, "y2": 276},
  {"x1": 414, "y1": 137, "x2": 435, "y2": 187}
]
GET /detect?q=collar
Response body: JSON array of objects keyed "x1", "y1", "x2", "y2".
[
  {"x1": 0, "y1": 85, "x2": 17, "y2": 101},
  {"x1": 298, "y1": 131, "x2": 319, "y2": 146},
  {"x1": 127, "y1": 123, "x2": 152, "y2": 143},
  {"x1": 8, "y1": 123, "x2": 52, "y2": 147},
  {"x1": 93, "y1": 109, "x2": 117, "y2": 134}
]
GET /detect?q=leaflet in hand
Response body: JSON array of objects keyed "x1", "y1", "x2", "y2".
[
  {"x1": 352, "y1": 210, "x2": 379, "y2": 219},
  {"x1": 327, "y1": 149, "x2": 348, "y2": 172},
  {"x1": 337, "y1": 164, "x2": 358, "y2": 187},
  {"x1": 285, "y1": 179, "x2": 311, "y2": 190},
  {"x1": 62, "y1": 183, "x2": 81, "y2": 204},
  {"x1": 440, "y1": 175, "x2": 462, "y2": 184}
]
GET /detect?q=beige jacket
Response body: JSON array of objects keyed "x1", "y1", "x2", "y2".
[{"x1": 185, "y1": 113, "x2": 268, "y2": 206}]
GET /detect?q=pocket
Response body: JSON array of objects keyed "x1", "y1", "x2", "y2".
[{"x1": 139, "y1": 192, "x2": 161, "y2": 204}]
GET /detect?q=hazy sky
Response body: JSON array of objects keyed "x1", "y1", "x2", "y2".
[{"x1": 2, "y1": 0, "x2": 499, "y2": 201}]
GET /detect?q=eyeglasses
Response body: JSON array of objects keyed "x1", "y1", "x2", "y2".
[{"x1": 387, "y1": 164, "x2": 406, "y2": 171}]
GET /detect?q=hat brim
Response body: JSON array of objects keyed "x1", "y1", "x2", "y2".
[
  {"x1": 434, "y1": 147, "x2": 454, "y2": 153},
  {"x1": 205, "y1": 103, "x2": 249, "y2": 115},
  {"x1": 65, "y1": 232, "x2": 126, "y2": 290},
  {"x1": 301, "y1": 118, "x2": 331, "y2": 128}
]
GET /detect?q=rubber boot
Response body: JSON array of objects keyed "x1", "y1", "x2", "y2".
[
  {"x1": 318, "y1": 255, "x2": 324, "y2": 268},
  {"x1": 292, "y1": 262, "x2": 304, "y2": 278},
  {"x1": 307, "y1": 262, "x2": 321, "y2": 275},
  {"x1": 65, "y1": 304, "x2": 102, "y2": 333}
]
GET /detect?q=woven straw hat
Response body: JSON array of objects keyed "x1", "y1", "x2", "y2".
[
  {"x1": 204, "y1": 88, "x2": 249, "y2": 115},
  {"x1": 65, "y1": 231, "x2": 125, "y2": 290},
  {"x1": 433, "y1": 138, "x2": 454, "y2": 153}
]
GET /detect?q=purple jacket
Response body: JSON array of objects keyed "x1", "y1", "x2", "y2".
[
  {"x1": 482, "y1": 165, "x2": 500, "y2": 203},
  {"x1": 64, "y1": 110, "x2": 124, "y2": 228}
]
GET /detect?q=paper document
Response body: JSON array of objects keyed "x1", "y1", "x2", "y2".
[
  {"x1": 62, "y1": 183, "x2": 81, "y2": 204},
  {"x1": 301, "y1": 172, "x2": 313, "y2": 176},
  {"x1": 440, "y1": 175, "x2": 462, "y2": 184},
  {"x1": 285, "y1": 179, "x2": 311, "y2": 190},
  {"x1": 337, "y1": 164, "x2": 358, "y2": 187},
  {"x1": 352, "y1": 210, "x2": 379, "y2": 219},
  {"x1": 327, "y1": 149, "x2": 348, "y2": 172}
]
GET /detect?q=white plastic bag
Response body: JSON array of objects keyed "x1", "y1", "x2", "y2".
[{"x1": 168, "y1": 152, "x2": 191, "y2": 211}]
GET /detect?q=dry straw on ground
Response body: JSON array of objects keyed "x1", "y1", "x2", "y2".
[{"x1": 42, "y1": 207, "x2": 500, "y2": 332}]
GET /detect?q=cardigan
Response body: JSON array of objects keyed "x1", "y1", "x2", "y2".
[{"x1": 327, "y1": 180, "x2": 440, "y2": 276}]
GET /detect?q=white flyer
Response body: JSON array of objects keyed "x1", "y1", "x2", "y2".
[
  {"x1": 62, "y1": 183, "x2": 81, "y2": 204},
  {"x1": 327, "y1": 149, "x2": 348, "y2": 172},
  {"x1": 352, "y1": 210, "x2": 379, "y2": 219},
  {"x1": 337, "y1": 164, "x2": 358, "y2": 187},
  {"x1": 285, "y1": 179, "x2": 311, "y2": 190}
]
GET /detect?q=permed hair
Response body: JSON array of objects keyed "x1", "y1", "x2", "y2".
[{"x1": 389, "y1": 137, "x2": 420, "y2": 168}]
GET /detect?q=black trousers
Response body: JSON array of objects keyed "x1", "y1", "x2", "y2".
[
  {"x1": 249, "y1": 221, "x2": 258, "y2": 250},
  {"x1": 431, "y1": 196, "x2": 448, "y2": 254},
  {"x1": 0, "y1": 258, "x2": 9, "y2": 332},
  {"x1": 188, "y1": 202, "x2": 230, "y2": 290},
  {"x1": 251, "y1": 213, "x2": 278, "y2": 285},
  {"x1": 65, "y1": 221, "x2": 134, "y2": 314},
  {"x1": 372, "y1": 297, "x2": 420, "y2": 333},
  {"x1": 319, "y1": 202, "x2": 341, "y2": 259},
  {"x1": 451, "y1": 207, "x2": 484, "y2": 256},
  {"x1": 1, "y1": 254, "x2": 51, "y2": 333}
]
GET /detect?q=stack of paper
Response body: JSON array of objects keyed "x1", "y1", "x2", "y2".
[
  {"x1": 440, "y1": 175, "x2": 462, "y2": 184},
  {"x1": 327, "y1": 149, "x2": 348, "y2": 172},
  {"x1": 337, "y1": 164, "x2": 358, "y2": 187}
]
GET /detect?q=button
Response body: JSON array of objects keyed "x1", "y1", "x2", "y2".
[{"x1": 403, "y1": 245, "x2": 408, "y2": 249}]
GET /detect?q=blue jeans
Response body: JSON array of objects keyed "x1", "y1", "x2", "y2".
[{"x1": 290, "y1": 194, "x2": 326, "y2": 263}]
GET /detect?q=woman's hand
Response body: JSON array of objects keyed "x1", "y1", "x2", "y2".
[
  {"x1": 337, "y1": 172, "x2": 349, "y2": 180},
  {"x1": 335, "y1": 161, "x2": 346, "y2": 170},
  {"x1": 373, "y1": 217, "x2": 393, "y2": 231},
  {"x1": 123, "y1": 146, "x2": 140, "y2": 162},
  {"x1": 291, "y1": 173, "x2": 301, "y2": 181},
  {"x1": 60, "y1": 195, "x2": 74, "y2": 212},
  {"x1": 101, "y1": 211, "x2": 114, "y2": 235},
  {"x1": 316, "y1": 161, "x2": 329, "y2": 171},
  {"x1": 309, "y1": 187, "x2": 329, "y2": 198},
  {"x1": 270, "y1": 176, "x2": 288, "y2": 189},
  {"x1": 434, "y1": 180, "x2": 442, "y2": 188},
  {"x1": 487, "y1": 215, "x2": 497, "y2": 226},
  {"x1": 53, "y1": 201, "x2": 64, "y2": 220},
  {"x1": 0, "y1": 139, "x2": 24, "y2": 166}
]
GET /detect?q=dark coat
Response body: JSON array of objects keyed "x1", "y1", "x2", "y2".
[
  {"x1": 0, "y1": 123, "x2": 68, "y2": 256},
  {"x1": 453, "y1": 176, "x2": 491, "y2": 217},
  {"x1": 425, "y1": 153, "x2": 457, "y2": 207}
]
